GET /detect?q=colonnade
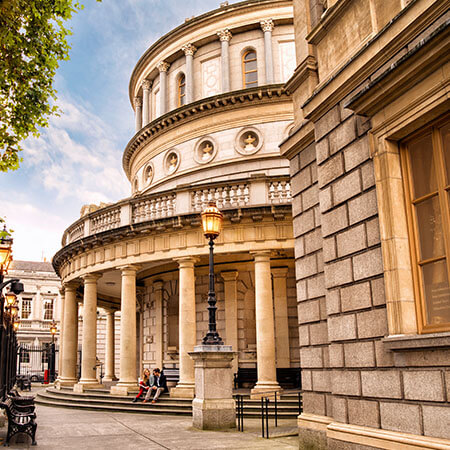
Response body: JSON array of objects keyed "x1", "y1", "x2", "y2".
[
  {"x1": 134, "y1": 19, "x2": 276, "y2": 132},
  {"x1": 57, "y1": 250, "x2": 290, "y2": 397}
]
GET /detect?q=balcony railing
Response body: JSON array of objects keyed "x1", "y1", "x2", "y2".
[{"x1": 63, "y1": 177, "x2": 291, "y2": 246}]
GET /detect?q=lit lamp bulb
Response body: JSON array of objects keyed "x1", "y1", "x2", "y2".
[
  {"x1": 50, "y1": 321, "x2": 57, "y2": 336},
  {"x1": 13, "y1": 320, "x2": 20, "y2": 332},
  {"x1": 5, "y1": 292, "x2": 16, "y2": 307},
  {"x1": 10, "y1": 303, "x2": 19, "y2": 317},
  {"x1": 201, "y1": 202, "x2": 223, "y2": 239}
]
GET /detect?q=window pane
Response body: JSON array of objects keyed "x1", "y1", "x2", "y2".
[
  {"x1": 245, "y1": 71, "x2": 257, "y2": 84},
  {"x1": 422, "y1": 259, "x2": 450, "y2": 326},
  {"x1": 440, "y1": 122, "x2": 450, "y2": 186},
  {"x1": 245, "y1": 59, "x2": 257, "y2": 72},
  {"x1": 415, "y1": 195, "x2": 445, "y2": 261},
  {"x1": 408, "y1": 132, "x2": 437, "y2": 199},
  {"x1": 180, "y1": 85, "x2": 185, "y2": 96},
  {"x1": 244, "y1": 51, "x2": 256, "y2": 61},
  {"x1": 180, "y1": 96, "x2": 186, "y2": 106}
]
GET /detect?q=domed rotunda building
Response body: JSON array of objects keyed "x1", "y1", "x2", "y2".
[{"x1": 53, "y1": 0, "x2": 298, "y2": 398}]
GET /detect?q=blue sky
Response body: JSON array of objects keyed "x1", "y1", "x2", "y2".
[{"x1": 0, "y1": 0, "x2": 223, "y2": 261}]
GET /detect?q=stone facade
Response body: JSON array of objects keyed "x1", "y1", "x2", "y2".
[{"x1": 282, "y1": 0, "x2": 450, "y2": 447}]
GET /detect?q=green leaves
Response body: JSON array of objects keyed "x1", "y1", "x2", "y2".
[{"x1": 0, "y1": 0, "x2": 83, "y2": 171}]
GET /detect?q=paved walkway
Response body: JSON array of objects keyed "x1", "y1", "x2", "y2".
[{"x1": 0, "y1": 389, "x2": 299, "y2": 449}]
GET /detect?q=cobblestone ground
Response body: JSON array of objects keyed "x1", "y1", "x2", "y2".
[{"x1": 0, "y1": 398, "x2": 299, "y2": 449}]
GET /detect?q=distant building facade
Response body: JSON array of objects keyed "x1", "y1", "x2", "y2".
[{"x1": 282, "y1": 0, "x2": 450, "y2": 447}]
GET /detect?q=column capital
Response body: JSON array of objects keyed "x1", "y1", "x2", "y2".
[
  {"x1": 217, "y1": 28, "x2": 232, "y2": 42},
  {"x1": 153, "y1": 280, "x2": 164, "y2": 290},
  {"x1": 181, "y1": 43, "x2": 197, "y2": 56},
  {"x1": 82, "y1": 273, "x2": 102, "y2": 284},
  {"x1": 141, "y1": 79, "x2": 152, "y2": 90},
  {"x1": 117, "y1": 264, "x2": 141, "y2": 275},
  {"x1": 157, "y1": 61, "x2": 170, "y2": 72},
  {"x1": 250, "y1": 250, "x2": 272, "y2": 261},
  {"x1": 174, "y1": 256, "x2": 199, "y2": 268},
  {"x1": 220, "y1": 270, "x2": 238, "y2": 281},
  {"x1": 260, "y1": 19, "x2": 274, "y2": 32},
  {"x1": 63, "y1": 281, "x2": 79, "y2": 292},
  {"x1": 271, "y1": 267, "x2": 289, "y2": 278},
  {"x1": 134, "y1": 97, "x2": 142, "y2": 107}
]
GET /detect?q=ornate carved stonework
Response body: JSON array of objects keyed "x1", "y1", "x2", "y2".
[
  {"x1": 141, "y1": 80, "x2": 152, "y2": 90},
  {"x1": 157, "y1": 61, "x2": 170, "y2": 72},
  {"x1": 217, "y1": 29, "x2": 232, "y2": 42},
  {"x1": 134, "y1": 97, "x2": 142, "y2": 108},
  {"x1": 181, "y1": 43, "x2": 197, "y2": 56},
  {"x1": 260, "y1": 19, "x2": 274, "y2": 33}
]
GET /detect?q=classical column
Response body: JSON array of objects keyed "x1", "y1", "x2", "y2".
[
  {"x1": 141, "y1": 80, "x2": 152, "y2": 126},
  {"x1": 170, "y1": 257, "x2": 197, "y2": 398},
  {"x1": 153, "y1": 280, "x2": 164, "y2": 369},
  {"x1": 217, "y1": 29, "x2": 232, "y2": 92},
  {"x1": 221, "y1": 271, "x2": 239, "y2": 373},
  {"x1": 134, "y1": 97, "x2": 142, "y2": 132},
  {"x1": 272, "y1": 267, "x2": 291, "y2": 368},
  {"x1": 251, "y1": 251, "x2": 280, "y2": 397},
  {"x1": 181, "y1": 44, "x2": 196, "y2": 104},
  {"x1": 111, "y1": 265, "x2": 139, "y2": 395},
  {"x1": 157, "y1": 61, "x2": 170, "y2": 116},
  {"x1": 103, "y1": 309, "x2": 117, "y2": 382},
  {"x1": 57, "y1": 282, "x2": 78, "y2": 388},
  {"x1": 58, "y1": 287, "x2": 65, "y2": 378},
  {"x1": 75, "y1": 274, "x2": 102, "y2": 391},
  {"x1": 260, "y1": 19, "x2": 275, "y2": 84}
]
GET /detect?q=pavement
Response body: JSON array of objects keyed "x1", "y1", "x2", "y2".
[{"x1": 0, "y1": 388, "x2": 299, "y2": 449}]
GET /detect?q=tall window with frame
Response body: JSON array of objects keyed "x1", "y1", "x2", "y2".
[
  {"x1": 43, "y1": 299, "x2": 54, "y2": 321},
  {"x1": 21, "y1": 298, "x2": 32, "y2": 319},
  {"x1": 401, "y1": 116, "x2": 450, "y2": 333},
  {"x1": 178, "y1": 74, "x2": 186, "y2": 107},
  {"x1": 242, "y1": 50, "x2": 258, "y2": 88}
]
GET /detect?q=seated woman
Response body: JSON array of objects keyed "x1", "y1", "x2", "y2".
[
  {"x1": 143, "y1": 368, "x2": 168, "y2": 404},
  {"x1": 132, "y1": 369, "x2": 151, "y2": 402}
]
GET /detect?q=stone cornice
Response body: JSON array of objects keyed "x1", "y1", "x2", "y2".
[
  {"x1": 52, "y1": 204, "x2": 292, "y2": 276},
  {"x1": 123, "y1": 84, "x2": 290, "y2": 178},
  {"x1": 128, "y1": 0, "x2": 293, "y2": 105},
  {"x1": 284, "y1": 56, "x2": 318, "y2": 93}
]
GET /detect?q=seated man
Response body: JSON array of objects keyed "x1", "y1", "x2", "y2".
[{"x1": 143, "y1": 368, "x2": 167, "y2": 404}]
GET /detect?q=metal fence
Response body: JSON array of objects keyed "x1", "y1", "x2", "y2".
[
  {"x1": 0, "y1": 321, "x2": 18, "y2": 400},
  {"x1": 17, "y1": 343, "x2": 59, "y2": 383}
]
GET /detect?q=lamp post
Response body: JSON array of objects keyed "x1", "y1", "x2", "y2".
[
  {"x1": 201, "y1": 201, "x2": 224, "y2": 345},
  {"x1": 49, "y1": 321, "x2": 57, "y2": 382}
]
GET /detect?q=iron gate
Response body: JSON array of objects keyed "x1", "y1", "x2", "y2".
[{"x1": 17, "y1": 343, "x2": 59, "y2": 382}]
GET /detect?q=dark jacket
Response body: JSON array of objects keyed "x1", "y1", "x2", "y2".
[{"x1": 152, "y1": 373, "x2": 168, "y2": 392}]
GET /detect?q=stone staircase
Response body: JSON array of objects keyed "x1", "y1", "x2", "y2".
[{"x1": 35, "y1": 387, "x2": 301, "y2": 418}]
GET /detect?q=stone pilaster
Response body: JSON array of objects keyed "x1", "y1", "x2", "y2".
[
  {"x1": 182, "y1": 44, "x2": 196, "y2": 104},
  {"x1": 111, "y1": 265, "x2": 140, "y2": 395},
  {"x1": 170, "y1": 257, "x2": 197, "y2": 398},
  {"x1": 157, "y1": 61, "x2": 170, "y2": 116},
  {"x1": 217, "y1": 29, "x2": 232, "y2": 92},
  {"x1": 153, "y1": 281, "x2": 164, "y2": 369},
  {"x1": 134, "y1": 97, "x2": 142, "y2": 132},
  {"x1": 272, "y1": 267, "x2": 291, "y2": 367},
  {"x1": 75, "y1": 273, "x2": 102, "y2": 392},
  {"x1": 260, "y1": 19, "x2": 275, "y2": 84},
  {"x1": 58, "y1": 286, "x2": 65, "y2": 379},
  {"x1": 221, "y1": 271, "x2": 239, "y2": 373},
  {"x1": 251, "y1": 251, "x2": 280, "y2": 397},
  {"x1": 56, "y1": 282, "x2": 78, "y2": 388},
  {"x1": 141, "y1": 80, "x2": 152, "y2": 126}
]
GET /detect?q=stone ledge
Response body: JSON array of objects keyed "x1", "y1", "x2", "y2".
[{"x1": 382, "y1": 332, "x2": 450, "y2": 351}]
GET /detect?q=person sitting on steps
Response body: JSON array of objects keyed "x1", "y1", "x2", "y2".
[
  {"x1": 143, "y1": 368, "x2": 167, "y2": 404},
  {"x1": 132, "y1": 368, "x2": 152, "y2": 402}
]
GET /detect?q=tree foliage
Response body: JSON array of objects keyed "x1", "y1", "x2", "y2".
[{"x1": 0, "y1": 0, "x2": 83, "y2": 172}]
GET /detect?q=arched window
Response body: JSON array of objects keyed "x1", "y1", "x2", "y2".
[
  {"x1": 178, "y1": 74, "x2": 186, "y2": 106},
  {"x1": 242, "y1": 50, "x2": 258, "y2": 88}
]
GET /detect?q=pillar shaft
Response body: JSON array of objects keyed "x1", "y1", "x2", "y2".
[
  {"x1": 261, "y1": 20, "x2": 275, "y2": 84},
  {"x1": 182, "y1": 44, "x2": 196, "y2": 104},
  {"x1": 217, "y1": 29, "x2": 232, "y2": 92},
  {"x1": 134, "y1": 97, "x2": 142, "y2": 132},
  {"x1": 222, "y1": 271, "x2": 238, "y2": 373},
  {"x1": 78, "y1": 274, "x2": 101, "y2": 386},
  {"x1": 157, "y1": 61, "x2": 170, "y2": 116},
  {"x1": 251, "y1": 251, "x2": 280, "y2": 396},
  {"x1": 142, "y1": 81, "x2": 151, "y2": 126},
  {"x1": 171, "y1": 257, "x2": 196, "y2": 398},
  {"x1": 272, "y1": 268, "x2": 291, "y2": 367},
  {"x1": 58, "y1": 287, "x2": 65, "y2": 378},
  {"x1": 103, "y1": 310, "x2": 117, "y2": 381},
  {"x1": 59, "y1": 283, "x2": 78, "y2": 385}
]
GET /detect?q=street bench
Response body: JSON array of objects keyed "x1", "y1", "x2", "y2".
[{"x1": 0, "y1": 397, "x2": 37, "y2": 446}]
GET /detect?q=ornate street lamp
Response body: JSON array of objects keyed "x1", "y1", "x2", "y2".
[
  {"x1": 49, "y1": 321, "x2": 57, "y2": 344},
  {"x1": 13, "y1": 320, "x2": 20, "y2": 332},
  {"x1": 5, "y1": 292, "x2": 16, "y2": 307},
  {"x1": 201, "y1": 201, "x2": 224, "y2": 345}
]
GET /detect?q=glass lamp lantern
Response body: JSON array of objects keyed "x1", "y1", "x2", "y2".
[
  {"x1": 0, "y1": 227, "x2": 13, "y2": 270},
  {"x1": 10, "y1": 303, "x2": 19, "y2": 317},
  {"x1": 5, "y1": 292, "x2": 16, "y2": 307},
  {"x1": 50, "y1": 321, "x2": 57, "y2": 336},
  {"x1": 201, "y1": 202, "x2": 223, "y2": 239},
  {"x1": 13, "y1": 320, "x2": 20, "y2": 332}
]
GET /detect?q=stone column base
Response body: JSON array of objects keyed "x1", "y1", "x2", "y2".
[
  {"x1": 192, "y1": 398, "x2": 236, "y2": 430},
  {"x1": 110, "y1": 383, "x2": 138, "y2": 396},
  {"x1": 74, "y1": 381, "x2": 104, "y2": 393},
  {"x1": 54, "y1": 378, "x2": 78, "y2": 389},
  {"x1": 102, "y1": 376, "x2": 118, "y2": 382},
  {"x1": 170, "y1": 383, "x2": 195, "y2": 399},
  {"x1": 250, "y1": 381, "x2": 281, "y2": 399}
]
